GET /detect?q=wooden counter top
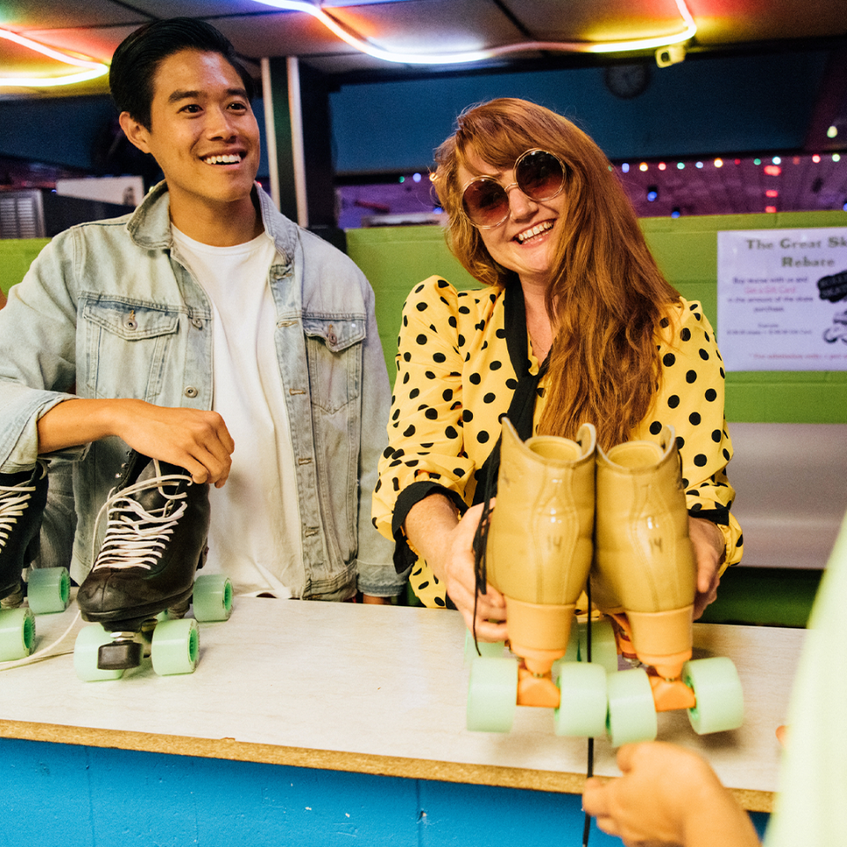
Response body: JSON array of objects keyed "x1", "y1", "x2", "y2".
[{"x1": 0, "y1": 597, "x2": 803, "y2": 811}]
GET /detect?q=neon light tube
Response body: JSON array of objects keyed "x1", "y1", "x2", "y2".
[
  {"x1": 0, "y1": 28, "x2": 109, "y2": 87},
  {"x1": 250, "y1": 0, "x2": 696, "y2": 65}
]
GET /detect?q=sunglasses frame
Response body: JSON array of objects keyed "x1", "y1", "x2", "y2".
[{"x1": 459, "y1": 148, "x2": 567, "y2": 229}]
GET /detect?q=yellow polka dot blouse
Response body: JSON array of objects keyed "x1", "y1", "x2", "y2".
[{"x1": 373, "y1": 276, "x2": 743, "y2": 608}]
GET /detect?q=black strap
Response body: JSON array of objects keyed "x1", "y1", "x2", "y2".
[
  {"x1": 472, "y1": 281, "x2": 547, "y2": 505},
  {"x1": 392, "y1": 280, "x2": 545, "y2": 574}
]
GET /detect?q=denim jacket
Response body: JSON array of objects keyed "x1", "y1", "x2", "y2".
[{"x1": 0, "y1": 182, "x2": 404, "y2": 600}]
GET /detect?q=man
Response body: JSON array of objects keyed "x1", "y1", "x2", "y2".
[{"x1": 0, "y1": 18, "x2": 402, "y2": 603}]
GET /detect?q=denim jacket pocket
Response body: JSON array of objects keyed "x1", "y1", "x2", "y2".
[
  {"x1": 302, "y1": 317, "x2": 364, "y2": 414},
  {"x1": 80, "y1": 296, "x2": 181, "y2": 401}
]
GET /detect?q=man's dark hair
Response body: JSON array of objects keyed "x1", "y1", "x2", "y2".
[{"x1": 110, "y1": 18, "x2": 256, "y2": 129}]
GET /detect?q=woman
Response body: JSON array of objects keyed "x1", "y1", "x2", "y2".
[{"x1": 373, "y1": 98, "x2": 742, "y2": 640}]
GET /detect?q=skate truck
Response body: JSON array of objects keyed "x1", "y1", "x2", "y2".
[
  {"x1": 1, "y1": 453, "x2": 233, "y2": 681},
  {"x1": 465, "y1": 420, "x2": 744, "y2": 745}
]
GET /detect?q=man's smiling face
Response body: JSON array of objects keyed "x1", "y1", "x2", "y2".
[{"x1": 124, "y1": 48, "x2": 261, "y2": 218}]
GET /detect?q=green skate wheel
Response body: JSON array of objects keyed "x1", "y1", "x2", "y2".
[
  {"x1": 463, "y1": 629, "x2": 506, "y2": 664},
  {"x1": 684, "y1": 657, "x2": 744, "y2": 735},
  {"x1": 578, "y1": 619, "x2": 619, "y2": 674},
  {"x1": 27, "y1": 567, "x2": 71, "y2": 614},
  {"x1": 554, "y1": 661, "x2": 608, "y2": 737},
  {"x1": 74, "y1": 625, "x2": 125, "y2": 682},
  {"x1": 152, "y1": 618, "x2": 199, "y2": 676},
  {"x1": 466, "y1": 656, "x2": 518, "y2": 732},
  {"x1": 0, "y1": 608, "x2": 35, "y2": 661},
  {"x1": 606, "y1": 668, "x2": 658, "y2": 746},
  {"x1": 192, "y1": 574, "x2": 233, "y2": 622},
  {"x1": 562, "y1": 619, "x2": 580, "y2": 663}
]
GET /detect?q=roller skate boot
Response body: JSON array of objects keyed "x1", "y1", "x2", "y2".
[
  {"x1": 75, "y1": 452, "x2": 231, "y2": 681},
  {"x1": 466, "y1": 419, "x2": 607, "y2": 737},
  {"x1": 0, "y1": 465, "x2": 71, "y2": 661},
  {"x1": 0, "y1": 466, "x2": 48, "y2": 608},
  {"x1": 593, "y1": 426, "x2": 743, "y2": 744}
]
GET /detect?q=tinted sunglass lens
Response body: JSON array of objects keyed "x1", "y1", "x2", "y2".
[
  {"x1": 463, "y1": 179, "x2": 508, "y2": 227},
  {"x1": 517, "y1": 151, "x2": 564, "y2": 200}
]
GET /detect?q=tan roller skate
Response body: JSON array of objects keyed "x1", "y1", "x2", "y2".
[
  {"x1": 466, "y1": 418, "x2": 607, "y2": 737},
  {"x1": 593, "y1": 426, "x2": 743, "y2": 744}
]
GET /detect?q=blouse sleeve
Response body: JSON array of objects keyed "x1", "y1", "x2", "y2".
[
  {"x1": 648, "y1": 300, "x2": 744, "y2": 570},
  {"x1": 372, "y1": 276, "x2": 477, "y2": 556}
]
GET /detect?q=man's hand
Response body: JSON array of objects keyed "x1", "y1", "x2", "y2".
[{"x1": 37, "y1": 398, "x2": 234, "y2": 487}]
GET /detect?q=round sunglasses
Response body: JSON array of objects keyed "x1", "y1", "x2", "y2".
[{"x1": 460, "y1": 149, "x2": 566, "y2": 229}]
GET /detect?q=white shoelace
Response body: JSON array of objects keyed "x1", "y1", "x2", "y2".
[
  {"x1": 90, "y1": 461, "x2": 192, "y2": 572},
  {"x1": 0, "y1": 480, "x2": 37, "y2": 549}
]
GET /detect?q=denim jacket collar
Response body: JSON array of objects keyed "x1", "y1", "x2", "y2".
[{"x1": 126, "y1": 180, "x2": 296, "y2": 265}]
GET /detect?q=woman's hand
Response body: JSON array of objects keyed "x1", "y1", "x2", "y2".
[
  {"x1": 688, "y1": 516, "x2": 725, "y2": 619},
  {"x1": 405, "y1": 496, "x2": 507, "y2": 641}
]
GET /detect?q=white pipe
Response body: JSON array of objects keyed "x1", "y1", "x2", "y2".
[
  {"x1": 260, "y1": 57, "x2": 281, "y2": 210},
  {"x1": 286, "y1": 56, "x2": 309, "y2": 228}
]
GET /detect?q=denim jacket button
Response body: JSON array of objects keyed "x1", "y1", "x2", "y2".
[
  {"x1": 184, "y1": 386, "x2": 198, "y2": 398},
  {"x1": 192, "y1": 318, "x2": 203, "y2": 329}
]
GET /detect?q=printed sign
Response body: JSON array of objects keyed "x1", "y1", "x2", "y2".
[{"x1": 717, "y1": 228, "x2": 847, "y2": 371}]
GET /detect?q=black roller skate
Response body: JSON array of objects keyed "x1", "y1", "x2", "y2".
[
  {"x1": 74, "y1": 452, "x2": 232, "y2": 681},
  {"x1": 0, "y1": 465, "x2": 71, "y2": 662}
]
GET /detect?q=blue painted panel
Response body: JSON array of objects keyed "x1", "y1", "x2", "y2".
[
  {"x1": 329, "y1": 52, "x2": 828, "y2": 173},
  {"x1": 418, "y1": 779, "x2": 623, "y2": 846},
  {"x1": 0, "y1": 738, "x2": 769, "y2": 847}
]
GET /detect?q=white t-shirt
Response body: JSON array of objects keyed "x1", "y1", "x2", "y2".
[{"x1": 172, "y1": 226, "x2": 303, "y2": 598}]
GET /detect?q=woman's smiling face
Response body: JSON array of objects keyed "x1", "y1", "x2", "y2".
[{"x1": 458, "y1": 149, "x2": 566, "y2": 288}]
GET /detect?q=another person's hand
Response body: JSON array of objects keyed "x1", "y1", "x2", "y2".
[
  {"x1": 582, "y1": 742, "x2": 760, "y2": 847},
  {"x1": 688, "y1": 516, "x2": 725, "y2": 619}
]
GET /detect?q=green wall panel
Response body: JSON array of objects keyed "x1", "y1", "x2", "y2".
[
  {"x1": 346, "y1": 227, "x2": 480, "y2": 384},
  {"x1": 0, "y1": 238, "x2": 50, "y2": 295}
]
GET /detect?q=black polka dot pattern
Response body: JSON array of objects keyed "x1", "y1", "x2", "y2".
[{"x1": 373, "y1": 276, "x2": 743, "y2": 609}]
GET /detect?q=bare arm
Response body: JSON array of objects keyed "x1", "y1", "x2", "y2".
[
  {"x1": 582, "y1": 742, "x2": 761, "y2": 847},
  {"x1": 36, "y1": 398, "x2": 234, "y2": 487},
  {"x1": 405, "y1": 494, "x2": 507, "y2": 640}
]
